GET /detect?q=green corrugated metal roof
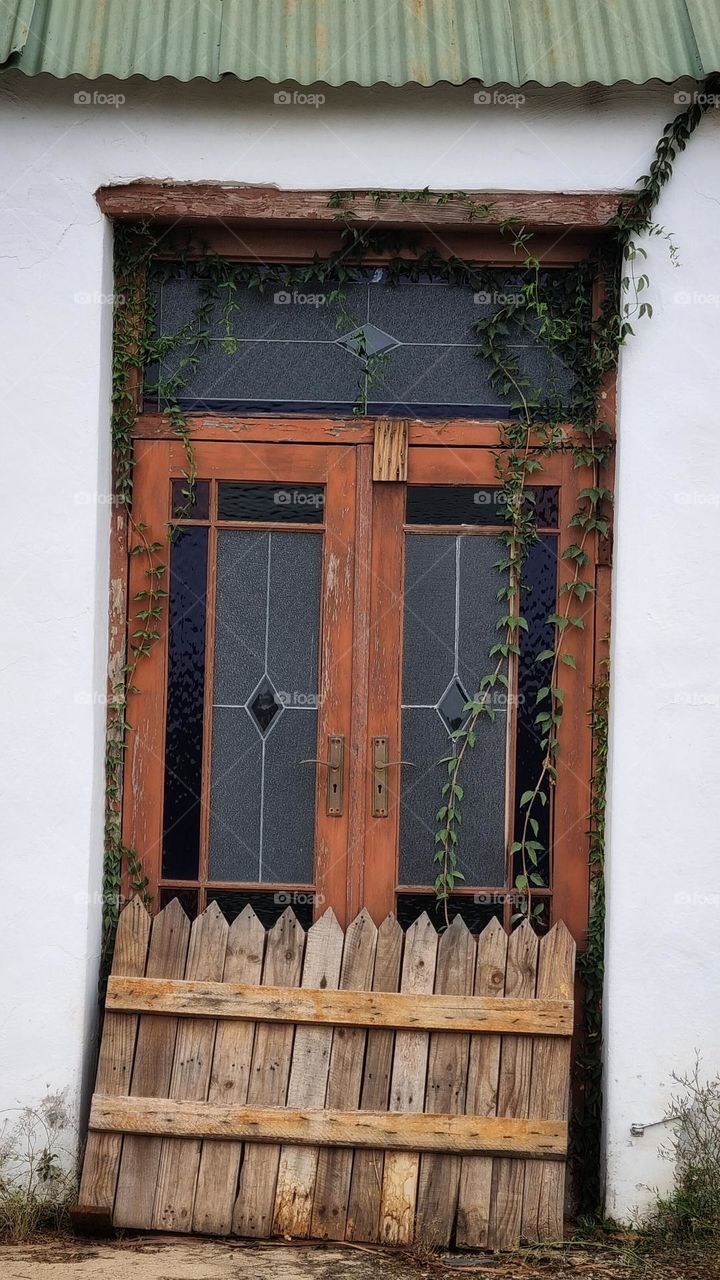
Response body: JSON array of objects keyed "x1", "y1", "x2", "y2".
[
  {"x1": 2, "y1": 0, "x2": 718, "y2": 87},
  {"x1": 0, "y1": 0, "x2": 35, "y2": 62}
]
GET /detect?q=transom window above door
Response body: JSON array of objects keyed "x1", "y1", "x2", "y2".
[{"x1": 145, "y1": 264, "x2": 587, "y2": 417}]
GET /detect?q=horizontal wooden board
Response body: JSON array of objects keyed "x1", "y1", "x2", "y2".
[
  {"x1": 132, "y1": 415, "x2": 584, "y2": 451},
  {"x1": 89, "y1": 1095, "x2": 567, "y2": 1157},
  {"x1": 106, "y1": 977, "x2": 573, "y2": 1036},
  {"x1": 96, "y1": 184, "x2": 622, "y2": 231}
]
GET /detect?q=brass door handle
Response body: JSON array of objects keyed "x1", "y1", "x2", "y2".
[
  {"x1": 301, "y1": 734, "x2": 344, "y2": 817},
  {"x1": 372, "y1": 736, "x2": 414, "y2": 817}
]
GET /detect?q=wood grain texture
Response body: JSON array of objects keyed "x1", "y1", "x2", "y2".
[
  {"x1": 232, "y1": 909, "x2": 304, "y2": 1239},
  {"x1": 346, "y1": 915, "x2": 403, "y2": 1242},
  {"x1": 132, "y1": 416, "x2": 585, "y2": 451},
  {"x1": 272, "y1": 910, "x2": 345, "y2": 1238},
  {"x1": 456, "y1": 918, "x2": 509, "y2": 1247},
  {"x1": 487, "y1": 921, "x2": 539, "y2": 1251},
  {"x1": 373, "y1": 419, "x2": 408, "y2": 482},
  {"x1": 113, "y1": 898, "x2": 191, "y2": 1228},
  {"x1": 380, "y1": 913, "x2": 438, "y2": 1245},
  {"x1": 96, "y1": 184, "x2": 622, "y2": 230},
  {"x1": 311, "y1": 910, "x2": 377, "y2": 1239},
  {"x1": 106, "y1": 978, "x2": 571, "y2": 1035},
  {"x1": 416, "y1": 917, "x2": 476, "y2": 1247},
  {"x1": 521, "y1": 924, "x2": 576, "y2": 1243},
  {"x1": 152, "y1": 903, "x2": 228, "y2": 1232},
  {"x1": 81, "y1": 906, "x2": 575, "y2": 1245},
  {"x1": 192, "y1": 907, "x2": 266, "y2": 1235},
  {"x1": 76, "y1": 898, "x2": 151, "y2": 1221},
  {"x1": 90, "y1": 1096, "x2": 566, "y2": 1155}
]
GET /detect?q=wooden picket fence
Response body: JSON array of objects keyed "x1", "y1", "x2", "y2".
[{"x1": 77, "y1": 898, "x2": 575, "y2": 1249}]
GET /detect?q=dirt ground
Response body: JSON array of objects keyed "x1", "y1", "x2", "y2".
[{"x1": 0, "y1": 1237, "x2": 718, "y2": 1280}]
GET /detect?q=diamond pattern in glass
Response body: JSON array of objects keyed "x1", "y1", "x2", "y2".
[
  {"x1": 247, "y1": 675, "x2": 283, "y2": 736},
  {"x1": 437, "y1": 677, "x2": 470, "y2": 733},
  {"x1": 335, "y1": 323, "x2": 399, "y2": 360}
]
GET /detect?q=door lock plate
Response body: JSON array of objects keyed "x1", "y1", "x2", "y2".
[
  {"x1": 326, "y1": 734, "x2": 344, "y2": 816},
  {"x1": 372, "y1": 736, "x2": 389, "y2": 817}
]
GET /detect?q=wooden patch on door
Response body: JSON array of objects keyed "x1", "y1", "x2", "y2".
[
  {"x1": 77, "y1": 901, "x2": 575, "y2": 1248},
  {"x1": 373, "y1": 419, "x2": 408, "y2": 481}
]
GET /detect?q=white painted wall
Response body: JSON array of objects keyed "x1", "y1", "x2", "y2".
[{"x1": 0, "y1": 70, "x2": 718, "y2": 1219}]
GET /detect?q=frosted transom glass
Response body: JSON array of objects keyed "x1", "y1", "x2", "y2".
[{"x1": 147, "y1": 267, "x2": 582, "y2": 417}]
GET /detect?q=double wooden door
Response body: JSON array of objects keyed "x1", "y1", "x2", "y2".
[{"x1": 125, "y1": 433, "x2": 590, "y2": 939}]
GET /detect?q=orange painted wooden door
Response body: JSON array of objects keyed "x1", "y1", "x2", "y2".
[
  {"x1": 124, "y1": 439, "x2": 358, "y2": 925},
  {"x1": 125, "y1": 436, "x2": 591, "y2": 941}
]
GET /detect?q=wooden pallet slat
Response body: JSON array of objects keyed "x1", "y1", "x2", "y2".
[
  {"x1": 192, "y1": 906, "x2": 266, "y2": 1235},
  {"x1": 90, "y1": 1096, "x2": 567, "y2": 1154},
  {"x1": 345, "y1": 914, "x2": 403, "y2": 1242},
  {"x1": 113, "y1": 897, "x2": 191, "y2": 1228},
  {"x1": 311, "y1": 908, "x2": 378, "y2": 1240},
  {"x1": 521, "y1": 922, "x2": 576, "y2": 1243},
  {"x1": 416, "y1": 915, "x2": 476, "y2": 1247},
  {"x1": 272, "y1": 908, "x2": 345, "y2": 1238},
  {"x1": 379, "y1": 912, "x2": 438, "y2": 1245},
  {"x1": 76, "y1": 897, "x2": 151, "y2": 1226},
  {"x1": 152, "y1": 902, "x2": 229, "y2": 1232},
  {"x1": 456, "y1": 917, "x2": 509, "y2": 1247},
  {"x1": 232, "y1": 908, "x2": 305, "y2": 1238},
  {"x1": 106, "y1": 978, "x2": 572, "y2": 1035},
  {"x1": 487, "y1": 920, "x2": 539, "y2": 1251}
]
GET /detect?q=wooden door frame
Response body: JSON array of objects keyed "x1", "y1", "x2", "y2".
[{"x1": 107, "y1": 184, "x2": 615, "y2": 950}]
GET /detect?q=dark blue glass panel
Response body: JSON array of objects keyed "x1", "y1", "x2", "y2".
[
  {"x1": 406, "y1": 485, "x2": 559, "y2": 527},
  {"x1": 159, "y1": 886, "x2": 198, "y2": 918},
  {"x1": 208, "y1": 889, "x2": 314, "y2": 929},
  {"x1": 513, "y1": 534, "x2": 558, "y2": 881},
  {"x1": 161, "y1": 527, "x2": 208, "y2": 880},
  {"x1": 395, "y1": 893, "x2": 503, "y2": 934},
  {"x1": 172, "y1": 479, "x2": 209, "y2": 520},
  {"x1": 218, "y1": 482, "x2": 324, "y2": 523}
]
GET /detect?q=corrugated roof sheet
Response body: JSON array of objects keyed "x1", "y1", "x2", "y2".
[
  {"x1": 2, "y1": 0, "x2": 718, "y2": 87},
  {"x1": 0, "y1": 0, "x2": 35, "y2": 63}
]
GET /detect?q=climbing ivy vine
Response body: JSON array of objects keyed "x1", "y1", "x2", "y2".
[{"x1": 102, "y1": 80, "x2": 717, "y2": 1204}]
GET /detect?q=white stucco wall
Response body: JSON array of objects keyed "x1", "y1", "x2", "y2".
[{"x1": 0, "y1": 70, "x2": 718, "y2": 1219}]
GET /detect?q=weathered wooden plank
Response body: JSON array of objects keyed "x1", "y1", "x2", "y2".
[
  {"x1": 76, "y1": 898, "x2": 151, "y2": 1225},
  {"x1": 90, "y1": 1096, "x2": 567, "y2": 1155},
  {"x1": 380, "y1": 913, "x2": 438, "y2": 1245},
  {"x1": 272, "y1": 909, "x2": 345, "y2": 1238},
  {"x1": 487, "y1": 921, "x2": 539, "y2": 1251},
  {"x1": 416, "y1": 916, "x2": 476, "y2": 1246},
  {"x1": 192, "y1": 907, "x2": 266, "y2": 1235},
  {"x1": 96, "y1": 184, "x2": 624, "y2": 231},
  {"x1": 311, "y1": 910, "x2": 377, "y2": 1239},
  {"x1": 521, "y1": 923, "x2": 576, "y2": 1243},
  {"x1": 456, "y1": 918, "x2": 509, "y2": 1247},
  {"x1": 107, "y1": 977, "x2": 571, "y2": 1035},
  {"x1": 232, "y1": 909, "x2": 304, "y2": 1238},
  {"x1": 113, "y1": 898, "x2": 191, "y2": 1228},
  {"x1": 152, "y1": 902, "x2": 229, "y2": 1232},
  {"x1": 346, "y1": 915, "x2": 403, "y2": 1242}
]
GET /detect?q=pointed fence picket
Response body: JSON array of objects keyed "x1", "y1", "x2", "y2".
[{"x1": 78, "y1": 899, "x2": 575, "y2": 1248}]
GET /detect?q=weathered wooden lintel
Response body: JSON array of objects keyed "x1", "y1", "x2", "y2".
[{"x1": 96, "y1": 183, "x2": 623, "y2": 231}]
